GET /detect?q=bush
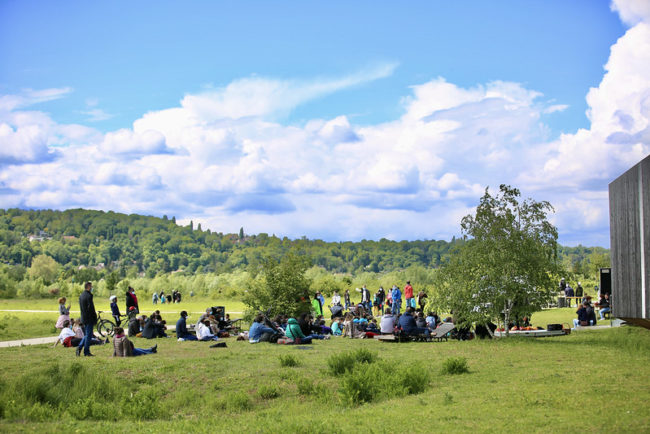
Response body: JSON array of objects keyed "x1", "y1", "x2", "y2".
[
  {"x1": 327, "y1": 348, "x2": 377, "y2": 376},
  {"x1": 339, "y1": 363, "x2": 382, "y2": 406},
  {"x1": 226, "y1": 392, "x2": 252, "y2": 412},
  {"x1": 296, "y1": 378, "x2": 314, "y2": 396},
  {"x1": 279, "y1": 354, "x2": 300, "y2": 367},
  {"x1": 397, "y1": 365, "x2": 430, "y2": 394},
  {"x1": 257, "y1": 385, "x2": 280, "y2": 400},
  {"x1": 441, "y1": 357, "x2": 469, "y2": 375}
]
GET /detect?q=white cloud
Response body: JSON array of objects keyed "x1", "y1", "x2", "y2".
[
  {"x1": 611, "y1": 0, "x2": 650, "y2": 26},
  {"x1": 1, "y1": 7, "x2": 648, "y2": 249},
  {"x1": 0, "y1": 87, "x2": 72, "y2": 112}
]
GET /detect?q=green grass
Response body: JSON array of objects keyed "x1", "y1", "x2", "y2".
[
  {"x1": 0, "y1": 325, "x2": 649, "y2": 432},
  {"x1": 0, "y1": 297, "x2": 246, "y2": 341}
]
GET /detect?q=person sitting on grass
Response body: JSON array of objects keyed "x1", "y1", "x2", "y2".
[
  {"x1": 248, "y1": 314, "x2": 278, "y2": 343},
  {"x1": 176, "y1": 311, "x2": 198, "y2": 341},
  {"x1": 331, "y1": 317, "x2": 343, "y2": 336},
  {"x1": 112, "y1": 327, "x2": 157, "y2": 357},
  {"x1": 285, "y1": 317, "x2": 329, "y2": 343},
  {"x1": 53, "y1": 320, "x2": 81, "y2": 348},
  {"x1": 380, "y1": 311, "x2": 395, "y2": 335},
  {"x1": 398, "y1": 307, "x2": 430, "y2": 338},
  {"x1": 197, "y1": 319, "x2": 219, "y2": 341},
  {"x1": 141, "y1": 313, "x2": 166, "y2": 339},
  {"x1": 72, "y1": 320, "x2": 108, "y2": 355}
]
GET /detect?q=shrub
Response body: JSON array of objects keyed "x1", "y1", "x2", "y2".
[
  {"x1": 441, "y1": 357, "x2": 469, "y2": 375},
  {"x1": 296, "y1": 378, "x2": 314, "y2": 395},
  {"x1": 257, "y1": 385, "x2": 280, "y2": 400},
  {"x1": 339, "y1": 363, "x2": 382, "y2": 406},
  {"x1": 279, "y1": 354, "x2": 300, "y2": 367},
  {"x1": 397, "y1": 365, "x2": 430, "y2": 395},
  {"x1": 327, "y1": 349, "x2": 377, "y2": 376},
  {"x1": 226, "y1": 392, "x2": 251, "y2": 412}
]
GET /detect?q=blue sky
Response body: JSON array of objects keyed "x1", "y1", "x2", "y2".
[{"x1": 1, "y1": 0, "x2": 649, "y2": 247}]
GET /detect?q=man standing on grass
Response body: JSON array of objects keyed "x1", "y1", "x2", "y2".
[
  {"x1": 404, "y1": 281, "x2": 415, "y2": 309},
  {"x1": 78, "y1": 281, "x2": 98, "y2": 357}
]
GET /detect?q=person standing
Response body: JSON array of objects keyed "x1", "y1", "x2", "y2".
[
  {"x1": 312, "y1": 293, "x2": 323, "y2": 316},
  {"x1": 360, "y1": 285, "x2": 372, "y2": 312},
  {"x1": 391, "y1": 285, "x2": 402, "y2": 316},
  {"x1": 575, "y1": 282, "x2": 584, "y2": 306},
  {"x1": 331, "y1": 291, "x2": 341, "y2": 306},
  {"x1": 376, "y1": 286, "x2": 386, "y2": 315},
  {"x1": 404, "y1": 281, "x2": 415, "y2": 309},
  {"x1": 344, "y1": 289, "x2": 351, "y2": 310},
  {"x1": 152, "y1": 292, "x2": 159, "y2": 305},
  {"x1": 110, "y1": 295, "x2": 121, "y2": 326},
  {"x1": 125, "y1": 286, "x2": 139, "y2": 313},
  {"x1": 78, "y1": 281, "x2": 98, "y2": 357}
]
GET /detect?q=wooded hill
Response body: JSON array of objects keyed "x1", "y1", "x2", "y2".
[{"x1": 0, "y1": 208, "x2": 609, "y2": 279}]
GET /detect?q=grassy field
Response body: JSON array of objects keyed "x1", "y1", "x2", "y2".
[
  {"x1": 0, "y1": 298, "x2": 246, "y2": 341},
  {"x1": 0, "y1": 323, "x2": 648, "y2": 433},
  {"x1": 1, "y1": 294, "x2": 588, "y2": 342}
]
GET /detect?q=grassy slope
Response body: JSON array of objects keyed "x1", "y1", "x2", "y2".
[{"x1": 0, "y1": 324, "x2": 648, "y2": 433}]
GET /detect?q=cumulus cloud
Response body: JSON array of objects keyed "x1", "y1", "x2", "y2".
[
  {"x1": 1, "y1": 8, "x2": 648, "y2": 247},
  {"x1": 611, "y1": 0, "x2": 650, "y2": 26}
]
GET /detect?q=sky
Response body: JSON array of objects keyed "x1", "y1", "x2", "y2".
[{"x1": 0, "y1": 0, "x2": 649, "y2": 247}]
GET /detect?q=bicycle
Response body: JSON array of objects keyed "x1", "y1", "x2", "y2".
[{"x1": 96, "y1": 311, "x2": 128, "y2": 337}]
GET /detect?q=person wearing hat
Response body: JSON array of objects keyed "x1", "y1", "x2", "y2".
[
  {"x1": 176, "y1": 311, "x2": 197, "y2": 341},
  {"x1": 110, "y1": 295, "x2": 121, "y2": 326}
]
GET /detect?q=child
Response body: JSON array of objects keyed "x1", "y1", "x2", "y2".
[{"x1": 55, "y1": 297, "x2": 71, "y2": 329}]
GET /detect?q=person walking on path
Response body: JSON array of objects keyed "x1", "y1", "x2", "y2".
[{"x1": 78, "y1": 281, "x2": 98, "y2": 357}]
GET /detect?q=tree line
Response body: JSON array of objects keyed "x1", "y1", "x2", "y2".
[{"x1": 0, "y1": 207, "x2": 609, "y2": 300}]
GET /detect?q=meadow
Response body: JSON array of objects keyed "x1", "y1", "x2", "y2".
[{"x1": 0, "y1": 298, "x2": 648, "y2": 433}]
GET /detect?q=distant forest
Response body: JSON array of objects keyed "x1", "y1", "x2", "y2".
[{"x1": 0, "y1": 208, "x2": 609, "y2": 279}]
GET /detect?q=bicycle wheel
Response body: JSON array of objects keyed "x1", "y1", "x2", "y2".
[{"x1": 97, "y1": 320, "x2": 115, "y2": 337}]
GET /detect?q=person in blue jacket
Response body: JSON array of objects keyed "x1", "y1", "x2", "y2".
[
  {"x1": 391, "y1": 285, "x2": 402, "y2": 316},
  {"x1": 176, "y1": 311, "x2": 198, "y2": 341},
  {"x1": 398, "y1": 307, "x2": 429, "y2": 337},
  {"x1": 248, "y1": 314, "x2": 277, "y2": 343}
]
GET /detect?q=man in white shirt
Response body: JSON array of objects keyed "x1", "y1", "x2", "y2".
[
  {"x1": 196, "y1": 320, "x2": 219, "y2": 341},
  {"x1": 331, "y1": 291, "x2": 341, "y2": 306}
]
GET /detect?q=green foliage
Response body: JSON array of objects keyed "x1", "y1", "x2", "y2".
[
  {"x1": 441, "y1": 356, "x2": 470, "y2": 375},
  {"x1": 27, "y1": 254, "x2": 59, "y2": 285},
  {"x1": 226, "y1": 391, "x2": 252, "y2": 412},
  {"x1": 257, "y1": 385, "x2": 280, "y2": 400},
  {"x1": 279, "y1": 354, "x2": 301, "y2": 367},
  {"x1": 327, "y1": 348, "x2": 377, "y2": 376},
  {"x1": 295, "y1": 377, "x2": 315, "y2": 396},
  {"x1": 434, "y1": 185, "x2": 563, "y2": 331},
  {"x1": 242, "y1": 252, "x2": 312, "y2": 319}
]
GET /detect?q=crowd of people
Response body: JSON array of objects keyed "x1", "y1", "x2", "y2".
[
  {"x1": 560, "y1": 277, "x2": 613, "y2": 328},
  {"x1": 52, "y1": 278, "x2": 614, "y2": 357},
  {"x1": 236, "y1": 281, "x2": 446, "y2": 344}
]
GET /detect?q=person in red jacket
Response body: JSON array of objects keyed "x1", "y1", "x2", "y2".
[{"x1": 404, "y1": 281, "x2": 415, "y2": 309}]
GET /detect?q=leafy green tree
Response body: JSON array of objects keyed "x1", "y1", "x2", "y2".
[
  {"x1": 28, "y1": 254, "x2": 60, "y2": 285},
  {"x1": 242, "y1": 252, "x2": 312, "y2": 319},
  {"x1": 433, "y1": 185, "x2": 561, "y2": 336}
]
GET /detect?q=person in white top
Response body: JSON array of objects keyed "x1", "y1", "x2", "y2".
[
  {"x1": 380, "y1": 312, "x2": 396, "y2": 334},
  {"x1": 331, "y1": 291, "x2": 341, "y2": 306},
  {"x1": 196, "y1": 320, "x2": 219, "y2": 341}
]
